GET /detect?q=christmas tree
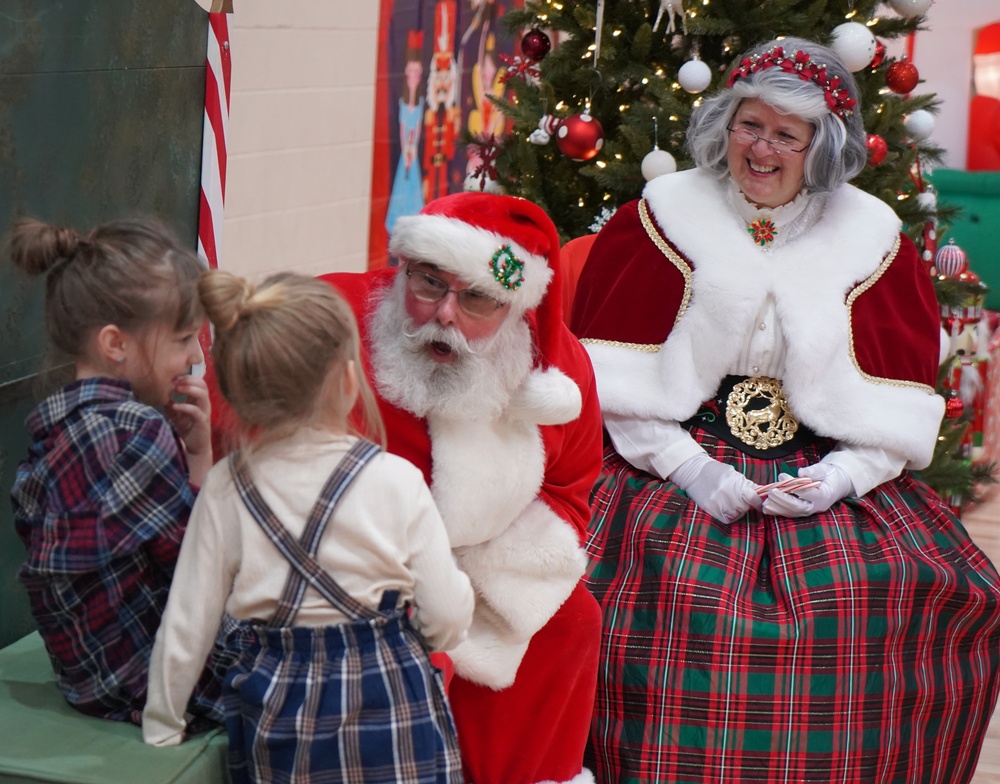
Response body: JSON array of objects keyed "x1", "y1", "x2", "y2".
[{"x1": 482, "y1": 0, "x2": 994, "y2": 505}]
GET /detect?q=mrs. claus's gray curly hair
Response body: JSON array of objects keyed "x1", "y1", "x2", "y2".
[{"x1": 686, "y1": 37, "x2": 867, "y2": 193}]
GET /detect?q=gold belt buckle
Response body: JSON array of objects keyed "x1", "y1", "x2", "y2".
[{"x1": 725, "y1": 376, "x2": 799, "y2": 450}]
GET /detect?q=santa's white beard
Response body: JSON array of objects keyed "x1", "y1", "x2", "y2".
[{"x1": 369, "y1": 278, "x2": 534, "y2": 421}]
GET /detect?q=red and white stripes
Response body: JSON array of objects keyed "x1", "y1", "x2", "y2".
[{"x1": 197, "y1": 12, "x2": 232, "y2": 272}]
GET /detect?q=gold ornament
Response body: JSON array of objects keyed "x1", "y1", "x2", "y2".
[{"x1": 726, "y1": 377, "x2": 799, "y2": 450}]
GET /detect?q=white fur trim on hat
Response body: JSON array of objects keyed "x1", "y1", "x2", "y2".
[
  {"x1": 510, "y1": 367, "x2": 583, "y2": 426},
  {"x1": 389, "y1": 213, "x2": 553, "y2": 314}
]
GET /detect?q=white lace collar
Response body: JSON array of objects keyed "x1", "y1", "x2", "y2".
[{"x1": 727, "y1": 180, "x2": 826, "y2": 251}]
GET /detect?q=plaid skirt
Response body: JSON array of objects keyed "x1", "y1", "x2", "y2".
[
  {"x1": 223, "y1": 610, "x2": 462, "y2": 784},
  {"x1": 585, "y1": 428, "x2": 1000, "y2": 784}
]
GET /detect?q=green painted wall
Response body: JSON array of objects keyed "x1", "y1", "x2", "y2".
[
  {"x1": 930, "y1": 169, "x2": 1000, "y2": 312},
  {"x1": 0, "y1": 0, "x2": 208, "y2": 647}
]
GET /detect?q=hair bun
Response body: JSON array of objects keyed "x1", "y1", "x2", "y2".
[
  {"x1": 198, "y1": 269, "x2": 257, "y2": 332},
  {"x1": 54, "y1": 227, "x2": 82, "y2": 258}
]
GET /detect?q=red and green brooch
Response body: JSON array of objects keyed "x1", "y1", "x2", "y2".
[{"x1": 748, "y1": 218, "x2": 778, "y2": 247}]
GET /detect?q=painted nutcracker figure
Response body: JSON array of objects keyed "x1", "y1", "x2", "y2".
[
  {"x1": 385, "y1": 29, "x2": 426, "y2": 234},
  {"x1": 423, "y1": 0, "x2": 460, "y2": 201}
]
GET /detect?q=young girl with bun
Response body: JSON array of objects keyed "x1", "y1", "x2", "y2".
[{"x1": 143, "y1": 270, "x2": 473, "y2": 784}]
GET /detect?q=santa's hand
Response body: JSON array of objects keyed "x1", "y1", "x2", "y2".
[
  {"x1": 670, "y1": 452, "x2": 762, "y2": 524},
  {"x1": 761, "y1": 464, "x2": 853, "y2": 518}
]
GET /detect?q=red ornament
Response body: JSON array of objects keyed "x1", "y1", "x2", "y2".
[
  {"x1": 869, "y1": 40, "x2": 886, "y2": 68},
  {"x1": 521, "y1": 28, "x2": 551, "y2": 61},
  {"x1": 556, "y1": 112, "x2": 605, "y2": 161},
  {"x1": 886, "y1": 60, "x2": 919, "y2": 94},
  {"x1": 499, "y1": 54, "x2": 541, "y2": 84},
  {"x1": 866, "y1": 134, "x2": 888, "y2": 165},
  {"x1": 958, "y1": 269, "x2": 981, "y2": 286},
  {"x1": 945, "y1": 393, "x2": 965, "y2": 419}
]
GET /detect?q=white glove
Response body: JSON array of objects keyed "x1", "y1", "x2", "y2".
[
  {"x1": 669, "y1": 452, "x2": 762, "y2": 524},
  {"x1": 761, "y1": 462, "x2": 854, "y2": 518}
]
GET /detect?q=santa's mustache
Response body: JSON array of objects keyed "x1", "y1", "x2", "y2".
[{"x1": 400, "y1": 321, "x2": 485, "y2": 356}]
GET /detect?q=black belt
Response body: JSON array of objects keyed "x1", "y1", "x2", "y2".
[{"x1": 681, "y1": 375, "x2": 818, "y2": 459}]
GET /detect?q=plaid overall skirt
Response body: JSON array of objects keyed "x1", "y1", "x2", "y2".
[
  {"x1": 585, "y1": 408, "x2": 1000, "y2": 784},
  {"x1": 223, "y1": 441, "x2": 463, "y2": 784}
]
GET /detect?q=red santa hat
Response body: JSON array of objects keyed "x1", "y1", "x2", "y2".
[{"x1": 389, "y1": 192, "x2": 570, "y2": 374}]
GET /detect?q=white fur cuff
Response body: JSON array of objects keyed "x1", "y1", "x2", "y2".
[
  {"x1": 457, "y1": 499, "x2": 586, "y2": 641},
  {"x1": 449, "y1": 500, "x2": 586, "y2": 689},
  {"x1": 447, "y1": 612, "x2": 530, "y2": 689},
  {"x1": 539, "y1": 769, "x2": 596, "y2": 784}
]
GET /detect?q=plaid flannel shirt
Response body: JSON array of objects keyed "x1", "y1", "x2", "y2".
[{"x1": 11, "y1": 378, "x2": 194, "y2": 724}]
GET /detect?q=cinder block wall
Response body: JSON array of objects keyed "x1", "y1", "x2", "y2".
[{"x1": 222, "y1": 1, "x2": 378, "y2": 279}]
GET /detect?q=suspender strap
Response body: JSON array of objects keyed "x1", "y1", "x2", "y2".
[
  {"x1": 271, "y1": 439, "x2": 382, "y2": 623},
  {"x1": 230, "y1": 439, "x2": 382, "y2": 624}
]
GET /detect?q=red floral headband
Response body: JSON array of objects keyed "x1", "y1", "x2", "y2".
[{"x1": 726, "y1": 46, "x2": 857, "y2": 120}]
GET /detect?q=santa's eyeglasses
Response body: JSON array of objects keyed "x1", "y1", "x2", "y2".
[{"x1": 404, "y1": 263, "x2": 506, "y2": 318}]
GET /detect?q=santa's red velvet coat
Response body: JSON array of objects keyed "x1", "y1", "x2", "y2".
[{"x1": 323, "y1": 267, "x2": 604, "y2": 784}]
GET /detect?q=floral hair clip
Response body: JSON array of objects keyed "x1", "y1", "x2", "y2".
[{"x1": 726, "y1": 46, "x2": 857, "y2": 120}]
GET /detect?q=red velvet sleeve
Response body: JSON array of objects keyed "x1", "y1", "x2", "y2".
[
  {"x1": 570, "y1": 199, "x2": 689, "y2": 345},
  {"x1": 850, "y1": 233, "x2": 940, "y2": 388},
  {"x1": 538, "y1": 338, "x2": 604, "y2": 545}
]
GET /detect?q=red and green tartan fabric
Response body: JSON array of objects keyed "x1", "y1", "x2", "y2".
[{"x1": 584, "y1": 429, "x2": 1000, "y2": 784}]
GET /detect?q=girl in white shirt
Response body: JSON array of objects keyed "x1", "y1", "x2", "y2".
[{"x1": 143, "y1": 270, "x2": 473, "y2": 784}]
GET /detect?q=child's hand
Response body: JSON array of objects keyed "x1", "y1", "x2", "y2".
[{"x1": 166, "y1": 375, "x2": 213, "y2": 486}]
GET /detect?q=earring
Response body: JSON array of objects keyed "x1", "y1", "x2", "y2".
[{"x1": 116, "y1": 356, "x2": 125, "y2": 364}]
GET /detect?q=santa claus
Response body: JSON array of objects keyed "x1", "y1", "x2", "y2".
[{"x1": 322, "y1": 192, "x2": 602, "y2": 784}]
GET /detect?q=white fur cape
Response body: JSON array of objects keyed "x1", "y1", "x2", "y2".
[{"x1": 583, "y1": 168, "x2": 945, "y2": 468}]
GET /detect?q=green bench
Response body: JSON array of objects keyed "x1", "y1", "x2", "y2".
[{"x1": 0, "y1": 633, "x2": 227, "y2": 784}]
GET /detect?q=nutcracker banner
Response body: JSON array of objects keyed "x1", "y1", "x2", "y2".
[{"x1": 368, "y1": 0, "x2": 525, "y2": 269}]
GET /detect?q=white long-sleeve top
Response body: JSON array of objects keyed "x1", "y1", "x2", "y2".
[{"x1": 142, "y1": 427, "x2": 474, "y2": 747}]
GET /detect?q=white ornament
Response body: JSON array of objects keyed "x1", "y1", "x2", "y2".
[
  {"x1": 886, "y1": 0, "x2": 933, "y2": 19},
  {"x1": 590, "y1": 206, "x2": 618, "y2": 233},
  {"x1": 678, "y1": 58, "x2": 711, "y2": 94},
  {"x1": 641, "y1": 148, "x2": 677, "y2": 180},
  {"x1": 463, "y1": 170, "x2": 504, "y2": 194},
  {"x1": 903, "y1": 109, "x2": 935, "y2": 141},
  {"x1": 831, "y1": 22, "x2": 877, "y2": 72},
  {"x1": 917, "y1": 190, "x2": 937, "y2": 211}
]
